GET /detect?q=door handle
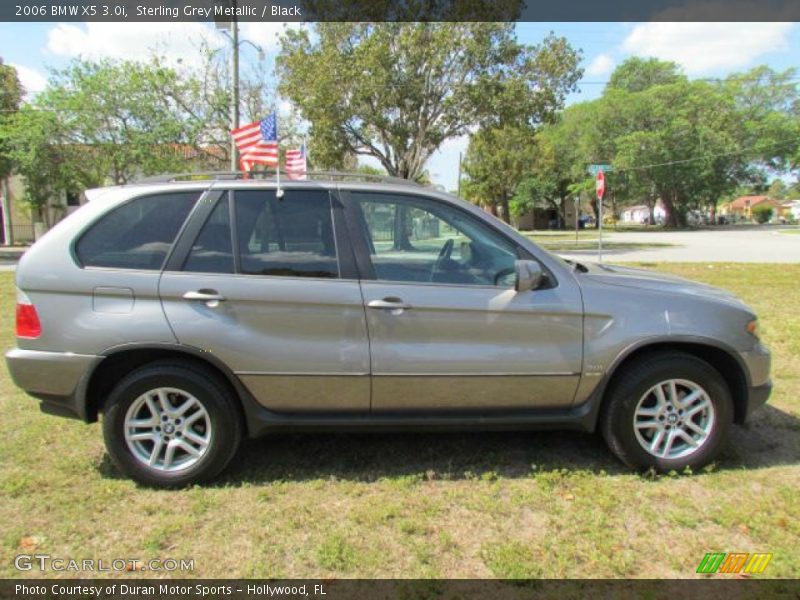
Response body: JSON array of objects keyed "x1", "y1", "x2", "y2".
[
  {"x1": 367, "y1": 298, "x2": 412, "y2": 311},
  {"x1": 182, "y1": 290, "x2": 226, "y2": 307}
]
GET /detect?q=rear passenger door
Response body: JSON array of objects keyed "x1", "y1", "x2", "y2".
[{"x1": 159, "y1": 187, "x2": 371, "y2": 412}]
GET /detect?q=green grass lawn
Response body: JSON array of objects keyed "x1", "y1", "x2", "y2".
[{"x1": 0, "y1": 265, "x2": 798, "y2": 579}]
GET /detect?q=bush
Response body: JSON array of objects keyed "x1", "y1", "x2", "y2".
[{"x1": 752, "y1": 205, "x2": 774, "y2": 224}]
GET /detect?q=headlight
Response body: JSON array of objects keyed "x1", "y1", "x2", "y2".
[{"x1": 746, "y1": 319, "x2": 760, "y2": 339}]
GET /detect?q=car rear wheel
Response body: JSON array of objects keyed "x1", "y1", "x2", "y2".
[
  {"x1": 600, "y1": 353, "x2": 733, "y2": 472},
  {"x1": 102, "y1": 361, "x2": 242, "y2": 487}
]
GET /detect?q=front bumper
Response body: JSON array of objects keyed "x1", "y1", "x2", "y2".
[
  {"x1": 744, "y1": 380, "x2": 772, "y2": 421},
  {"x1": 5, "y1": 348, "x2": 101, "y2": 421},
  {"x1": 738, "y1": 342, "x2": 772, "y2": 422}
]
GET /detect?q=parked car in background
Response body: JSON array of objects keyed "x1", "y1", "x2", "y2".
[{"x1": 6, "y1": 173, "x2": 772, "y2": 486}]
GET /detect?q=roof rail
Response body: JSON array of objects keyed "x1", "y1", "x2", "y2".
[{"x1": 135, "y1": 169, "x2": 423, "y2": 187}]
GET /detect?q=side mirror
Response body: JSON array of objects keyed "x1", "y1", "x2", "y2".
[{"x1": 515, "y1": 260, "x2": 543, "y2": 293}]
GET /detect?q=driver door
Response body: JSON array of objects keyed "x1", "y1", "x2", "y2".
[{"x1": 348, "y1": 192, "x2": 584, "y2": 412}]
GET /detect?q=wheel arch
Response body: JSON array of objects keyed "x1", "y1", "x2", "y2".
[
  {"x1": 597, "y1": 338, "x2": 750, "y2": 426},
  {"x1": 83, "y1": 343, "x2": 256, "y2": 433}
]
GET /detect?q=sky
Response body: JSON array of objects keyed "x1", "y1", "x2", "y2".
[{"x1": 1, "y1": 21, "x2": 799, "y2": 191}]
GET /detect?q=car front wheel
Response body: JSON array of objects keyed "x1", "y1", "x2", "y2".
[
  {"x1": 102, "y1": 361, "x2": 242, "y2": 487},
  {"x1": 600, "y1": 353, "x2": 734, "y2": 472}
]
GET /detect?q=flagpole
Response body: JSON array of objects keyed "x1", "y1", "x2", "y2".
[{"x1": 276, "y1": 147, "x2": 283, "y2": 199}]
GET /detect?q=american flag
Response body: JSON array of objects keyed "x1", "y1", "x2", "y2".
[
  {"x1": 285, "y1": 143, "x2": 307, "y2": 180},
  {"x1": 231, "y1": 113, "x2": 278, "y2": 171}
]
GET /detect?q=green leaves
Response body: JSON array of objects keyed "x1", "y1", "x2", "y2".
[{"x1": 277, "y1": 24, "x2": 581, "y2": 180}]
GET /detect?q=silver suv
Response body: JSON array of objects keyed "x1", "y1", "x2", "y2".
[{"x1": 6, "y1": 173, "x2": 772, "y2": 486}]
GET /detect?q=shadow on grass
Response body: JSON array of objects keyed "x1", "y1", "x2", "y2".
[
  {"x1": 94, "y1": 405, "x2": 799, "y2": 485},
  {"x1": 220, "y1": 405, "x2": 798, "y2": 486}
]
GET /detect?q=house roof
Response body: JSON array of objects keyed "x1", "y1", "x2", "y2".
[{"x1": 729, "y1": 195, "x2": 781, "y2": 209}]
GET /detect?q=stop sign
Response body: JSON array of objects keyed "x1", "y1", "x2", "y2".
[{"x1": 596, "y1": 170, "x2": 606, "y2": 200}]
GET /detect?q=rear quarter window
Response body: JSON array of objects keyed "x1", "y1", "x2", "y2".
[{"x1": 75, "y1": 192, "x2": 200, "y2": 270}]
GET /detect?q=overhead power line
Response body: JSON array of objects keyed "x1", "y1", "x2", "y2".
[{"x1": 606, "y1": 136, "x2": 800, "y2": 175}]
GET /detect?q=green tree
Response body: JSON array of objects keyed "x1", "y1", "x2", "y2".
[
  {"x1": 544, "y1": 59, "x2": 800, "y2": 228},
  {"x1": 0, "y1": 59, "x2": 23, "y2": 242},
  {"x1": 278, "y1": 24, "x2": 581, "y2": 181},
  {"x1": 34, "y1": 58, "x2": 201, "y2": 184},
  {"x1": 0, "y1": 59, "x2": 23, "y2": 181},
  {"x1": 1, "y1": 108, "x2": 80, "y2": 225},
  {"x1": 607, "y1": 57, "x2": 685, "y2": 92},
  {"x1": 461, "y1": 125, "x2": 538, "y2": 221}
]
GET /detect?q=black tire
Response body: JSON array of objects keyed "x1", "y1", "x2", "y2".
[
  {"x1": 600, "y1": 352, "x2": 733, "y2": 473},
  {"x1": 102, "y1": 361, "x2": 243, "y2": 487}
]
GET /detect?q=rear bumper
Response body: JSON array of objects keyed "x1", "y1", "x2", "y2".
[{"x1": 5, "y1": 348, "x2": 101, "y2": 421}]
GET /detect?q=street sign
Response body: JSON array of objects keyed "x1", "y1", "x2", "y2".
[
  {"x1": 596, "y1": 170, "x2": 606, "y2": 200},
  {"x1": 587, "y1": 164, "x2": 613, "y2": 176}
]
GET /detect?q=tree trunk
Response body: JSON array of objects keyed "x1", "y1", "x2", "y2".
[
  {"x1": 0, "y1": 178, "x2": 11, "y2": 246},
  {"x1": 498, "y1": 196, "x2": 511, "y2": 224},
  {"x1": 589, "y1": 198, "x2": 599, "y2": 229},
  {"x1": 660, "y1": 190, "x2": 683, "y2": 229}
]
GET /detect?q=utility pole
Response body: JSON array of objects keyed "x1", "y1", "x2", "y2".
[
  {"x1": 215, "y1": 1, "x2": 240, "y2": 171},
  {"x1": 230, "y1": 15, "x2": 240, "y2": 171}
]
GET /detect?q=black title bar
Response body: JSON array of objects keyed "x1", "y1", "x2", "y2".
[{"x1": 3, "y1": 0, "x2": 800, "y2": 22}]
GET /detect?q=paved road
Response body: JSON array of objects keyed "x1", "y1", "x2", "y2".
[
  {"x1": 0, "y1": 229, "x2": 798, "y2": 271},
  {"x1": 556, "y1": 228, "x2": 800, "y2": 263}
]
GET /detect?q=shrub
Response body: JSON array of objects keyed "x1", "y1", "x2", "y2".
[{"x1": 752, "y1": 204, "x2": 774, "y2": 224}]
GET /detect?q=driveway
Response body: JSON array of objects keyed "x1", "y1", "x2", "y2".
[{"x1": 556, "y1": 228, "x2": 800, "y2": 263}]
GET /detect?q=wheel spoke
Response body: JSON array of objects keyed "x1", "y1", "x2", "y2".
[
  {"x1": 128, "y1": 431, "x2": 158, "y2": 443},
  {"x1": 635, "y1": 420, "x2": 659, "y2": 430},
  {"x1": 183, "y1": 429, "x2": 209, "y2": 448},
  {"x1": 148, "y1": 438, "x2": 164, "y2": 466},
  {"x1": 184, "y1": 407, "x2": 208, "y2": 427},
  {"x1": 163, "y1": 440, "x2": 178, "y2": 469},
  {"x1": 684, "y1": 419, "x2": 707, "y2": 436},
  {"x1": 144, "y1": 395, "x2": 160, "y2": 419},
  {"x1": 636, "y1": 407, "x2": 659, "y2": 417},
  {"x1": 676, "y1": 389, "x2": 702, "y2": 409},
  {"x1": 675, "y1": 429, "x2": 698, "y2": 447},
  {"x1": 173, "y1": 397, "x2": 198, "y2": 417},
  {"x1": 685, "y1": 399, "x2": 710, "y2": 418},
  {"x1": 176, "y1": 439, "x2": 201, "y2": 458},
  {"x1": 649, "y1": 429, "x2": 666, "y2": 455},
  {"x1": 662, "y1": 429, "x2": 678, "y2": 457},
  {"x1": 667, "y1": 379, "x2": 678, "y2": 404},
  {"x1": 653, "y1": 385, "x2": 667, "y2": 409},
  {"x1": 156, "y1": 390, "x2": 173, "y2": 414},
  {"x1": 128, "y1": 417, "x2": 157, "y2": 428}
]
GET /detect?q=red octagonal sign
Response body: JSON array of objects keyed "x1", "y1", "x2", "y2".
[{"x1": 596, "y1": 170, "x2": 606, "y2": 200}]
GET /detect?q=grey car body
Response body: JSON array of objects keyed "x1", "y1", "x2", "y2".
[{"x1": 6, "y1": 176, "x2": 772, "y2": 483}]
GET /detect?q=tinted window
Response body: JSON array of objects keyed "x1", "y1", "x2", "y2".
[
  {"x1": 234, "y1": 190, "x2": 339, "y2": 278},
  {"x1": 183, "y1": 194, "x2": 234, "y2": 274},
  {"x1": 354, "y1": 193, "x2": 518, "y2": 286},
  {"x1": 76, "y1": 192, "x2": 199, "y2": 270}
]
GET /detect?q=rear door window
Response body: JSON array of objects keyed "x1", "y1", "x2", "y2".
[
  {"x1": 183, "y1": 194, "x2": 234, "y2": 274},
  {"x1": 75, "y1": 192, "x2": 200, "y2": 270},
  {"x1": 234, "y1": 190, "x2": 339, "y2": 279}
]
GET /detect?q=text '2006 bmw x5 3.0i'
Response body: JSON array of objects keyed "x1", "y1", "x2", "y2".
[{"x1": 6, "y1": 172, "x2": 772, "y2": 487}]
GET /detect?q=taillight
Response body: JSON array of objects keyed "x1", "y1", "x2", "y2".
[{"x1": 16, "y1": 289, "x2": 41, "y2": 339}]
